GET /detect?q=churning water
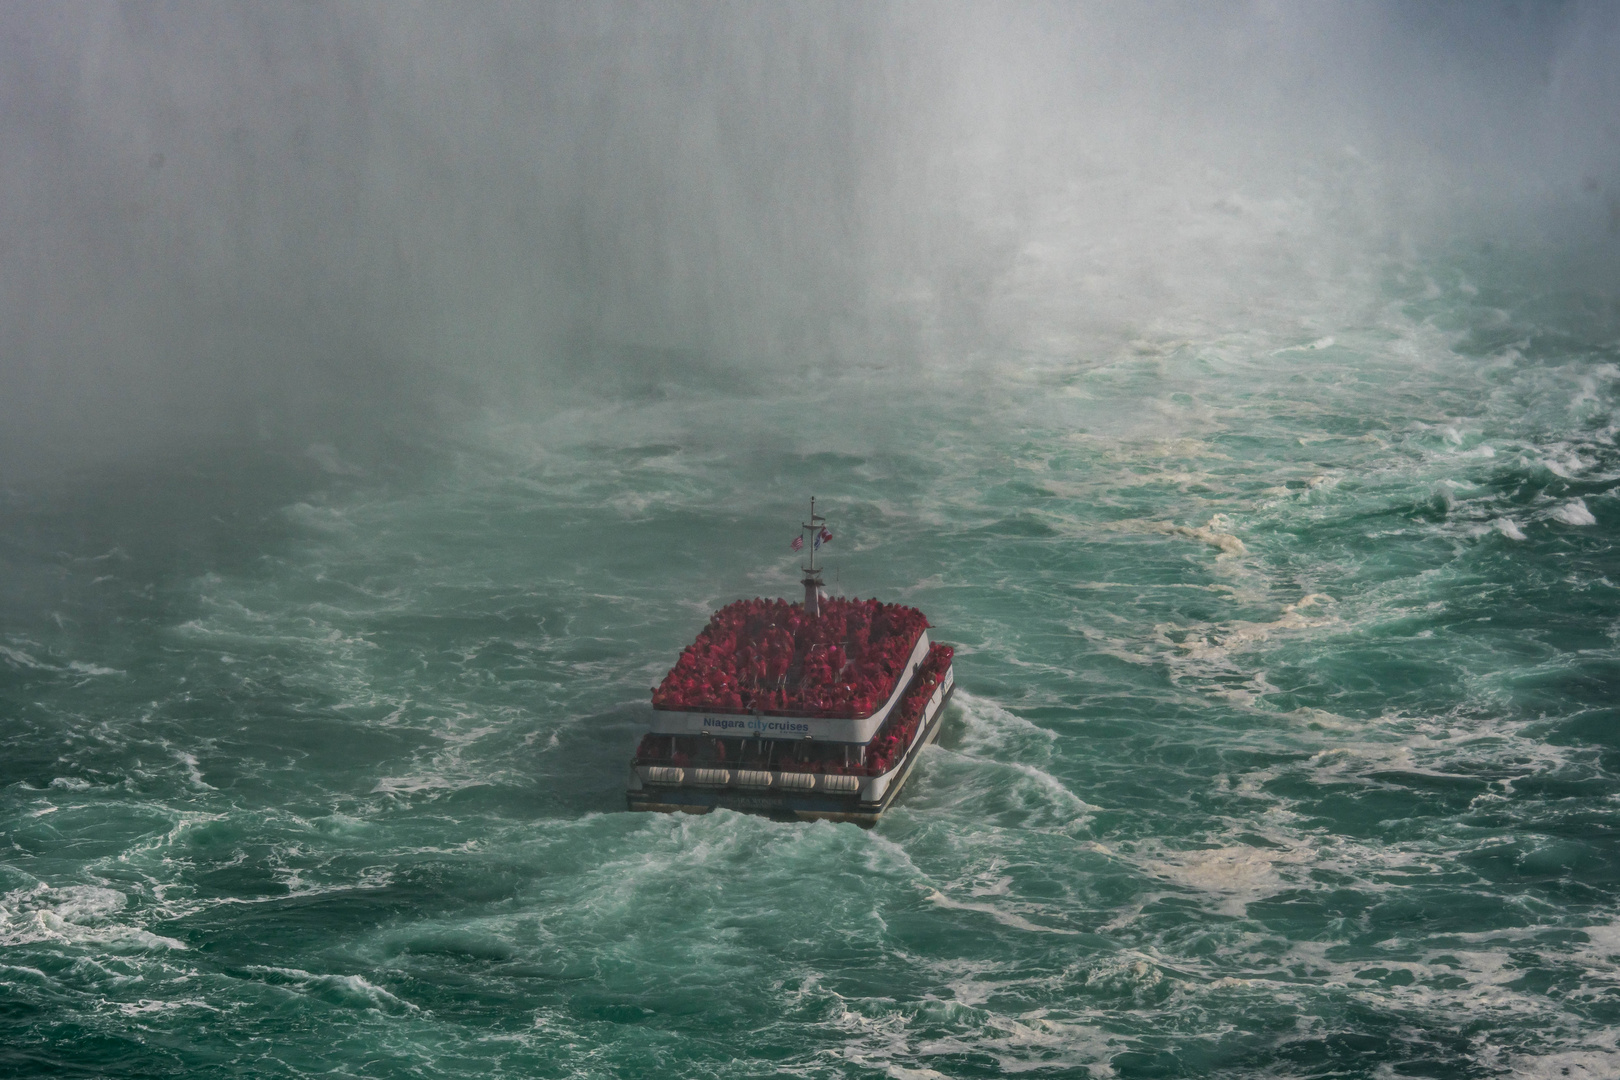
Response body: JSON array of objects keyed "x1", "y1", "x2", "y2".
[
  {"x1": 3, "y1": 244, "x2": 1618, "y2": 1078},
  {"x1": 4, "y1": 2, "x2": 1620, "y2": 1074}
]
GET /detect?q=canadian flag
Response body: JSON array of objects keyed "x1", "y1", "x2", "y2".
[{"x1": 816, "y1": 527, "x2": 833, "y2": 548}]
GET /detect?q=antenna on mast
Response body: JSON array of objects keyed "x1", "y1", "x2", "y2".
[{"x1": 800, "y1": 496, "x2": 826, "y2": 617}]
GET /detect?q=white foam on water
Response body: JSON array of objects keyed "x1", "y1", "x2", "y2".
[
  {"x1": 923, "y1": 889, "x2": 1080, "y2": 936},
  {"x1": 66, "y1": 661, "x2": 122, "y2": 676},
  {"x1": 241, "y1": 965, "x2": 420, "y2": 1013},
  {"x1": 0, "y1": 645, "x2": 50, "y2": 669},
  {"x1": 1141, "y1": 592, "x2": 1342, "y2": 694},
  {"x1": 1161, "y1": 515, "x2": 1249, "y2": 557},
  {"x1": 175, "y1": 751, "x2": 213, "y2": 790},
  {"x1": 1510, "y1": 1048, "x2": 1620, "y2": 1080},
  {"x1": 371, "y1": 773, "x2": 488, "y2": 796},
  {"x1": 1541, "y1": 448, "x2": 1595, "y2": 478},
  {"x1": 369, "y1": 714, "x2": 518, "y2": 799},
  {"x1": 0, "y1": 642, "x2": 121, "y2": 682},
  {"x1": 1494, "y1": 517, "x2": 1528, "y2": 540},
  {"x1": 824, "y1": 975, "x2": 1120, "y2": 1079},
  {"x1": 948, "y1": 691, "x2": 1060, "y2": 757},
  {"x1": 915, "y1": 1014, "x2": 1121, "y2": 1077},
  {"x1": 928, "y1": 692, "x2": 1096, "y2": 829},
  {"x1": 1549, "y1": 499, "x2": 1597, "y2": 526},
  {"x1": 1134, "y1": 845, "x2": 1288, "y2": 917},
  {"x1": 116, "y1": 998, "x2": 219, "y2": 1016},
  {"x1": 0, "y1": 883, "x2": 185, "y2": 952},
  {"x1": 1100, "y1": 510, "x2": 1255, "y2": 561},
  {"x1": 1045, "y1": 710, "x2": 1620, "y2": 1064},
  {"x1": 1273, "y1": 336, "x2": 1336, "y2": 353},
  {"x1": 1248, "y1": 921, "x2": 1620, "y2": 1073}
]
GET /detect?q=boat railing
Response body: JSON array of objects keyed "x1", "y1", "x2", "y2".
[{"x1": 634, "y1": 643, "x2": 953, "y2": 779}]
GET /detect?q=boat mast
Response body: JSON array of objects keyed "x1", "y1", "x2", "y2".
[{"x1": 801, "y1": 496, "x2": 826, "y2": 617}]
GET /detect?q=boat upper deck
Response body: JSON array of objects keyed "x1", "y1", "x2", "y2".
[
  {"x1": 639, "y1": 640, "x2": 954, "y2": 777},
  {"x1": 651, "y1": 597, "x2": 929, "y2": 719}
]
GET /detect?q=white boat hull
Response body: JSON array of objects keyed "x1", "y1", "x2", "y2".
[{"x1": 626, "y1": 665, "x2": 954, "y2": 827}]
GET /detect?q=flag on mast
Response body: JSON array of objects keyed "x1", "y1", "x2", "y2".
[
  {"x1": 815, "y1": 527, "x2": 833, "y2": 549},
  {"x1": 790, "y1": 534, "x2": 804, "y2": 551}
]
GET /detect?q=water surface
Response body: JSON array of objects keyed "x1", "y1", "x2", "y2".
[{"x1": 3, "y1": 257, "x2": 1619, "y2": 1078}]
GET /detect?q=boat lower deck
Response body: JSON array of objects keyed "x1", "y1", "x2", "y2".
[{"x1": 627, "y1": 682, "x2": 954, "y2": 826}]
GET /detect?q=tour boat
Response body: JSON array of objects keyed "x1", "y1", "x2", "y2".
[{"x1": 626, "y1": 500, "x2": 955, "y2": 826}]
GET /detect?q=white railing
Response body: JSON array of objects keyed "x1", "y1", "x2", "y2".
[{"x1": 633, "y1": 663, "x2": 952, "y2": 801}]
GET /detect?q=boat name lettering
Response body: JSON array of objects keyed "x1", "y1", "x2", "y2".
[{"x1": 703, "y1": 716, "x2": 811, "y2": 735}]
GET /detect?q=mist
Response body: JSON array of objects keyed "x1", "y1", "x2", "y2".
[{"x1": 1, "y1": 1, "x2": 1616, "y2": 476}]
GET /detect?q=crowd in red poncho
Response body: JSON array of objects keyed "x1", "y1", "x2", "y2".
[
  {"x1": 635, "y1": 642, "x2": 954, "y2": 776},
  {"x1": 859, "y1": 642, "x2": 952, "y2": 775},
  {"x1": 651, "y1": 597, "x2": 930, "y2": 718}
]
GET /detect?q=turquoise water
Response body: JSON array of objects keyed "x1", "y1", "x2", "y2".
[{"x1": 3, "y1": 256, "x2": 1618, "y2": 1078}]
